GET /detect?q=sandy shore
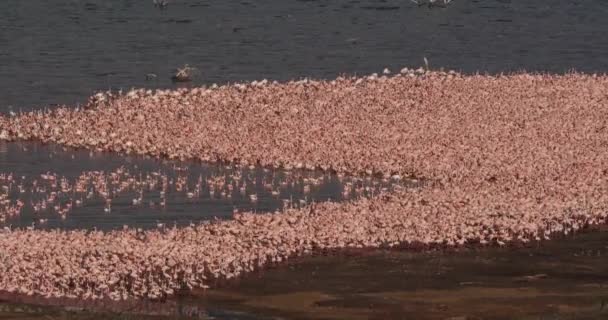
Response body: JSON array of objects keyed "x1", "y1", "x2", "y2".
[{"x1": 1, "y1": 70, "x2": 608, "y2": 300}]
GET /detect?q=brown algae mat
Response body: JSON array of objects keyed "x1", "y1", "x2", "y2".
[{"x1": 1, "y1": 70, "x2": 608, "y2": 301}]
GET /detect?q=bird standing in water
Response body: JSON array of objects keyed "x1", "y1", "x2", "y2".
[{"x1": 153, "y1": 0, "x2": 169, "y2": 9}]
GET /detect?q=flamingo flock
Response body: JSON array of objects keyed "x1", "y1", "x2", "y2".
[
  {"x1": 0, "y1": 164, "x2": 401, "y2": 228},
  {"x1": 0, "y1": 68, "x2": 608, "y2": 301}
]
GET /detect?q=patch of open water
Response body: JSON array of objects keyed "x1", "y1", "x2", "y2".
[
  {"x1": 2, "y1": 0, "x2": 608, "y2": 110},
  {"x1": 0, "y1": 141, "x2": 407, "y2": 230}
]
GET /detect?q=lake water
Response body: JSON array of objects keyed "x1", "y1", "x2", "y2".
[
  {"x1": 2, "y1": 1, "x2": 608, "y2": 319},
  {"x1": 2, "y1": 0, "x2": 608, "y2": 110},
  {"x1": 0, "y1": 141, "x2": 406, "y2": 230}
]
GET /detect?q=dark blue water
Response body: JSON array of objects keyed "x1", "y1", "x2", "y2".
[{"x1": 1, "y1": 0, "x2": 608, "y2": 110}]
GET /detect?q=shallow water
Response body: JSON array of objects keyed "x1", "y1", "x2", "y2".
[
  {"x1": 0, "y1": 141, "x2": 406, "y2": 230},
  {"x1": 2, "y1": 0, "x2": 608, "y2": 110},
  {"x1": 2, "y1": 229, "x2": 607, "y2": 319}
]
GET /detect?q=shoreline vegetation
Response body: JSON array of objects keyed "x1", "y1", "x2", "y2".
[{"x1": 1, "y1": 69, "x2": 608, "y2": 302}]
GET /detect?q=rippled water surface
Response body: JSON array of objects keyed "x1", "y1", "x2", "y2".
[
  {"x1": 0, "y1": 142, "x2": 405, "y2": 230},
  {"x1": 2, "y1": 0, "x2": 608, "y2": 110}
]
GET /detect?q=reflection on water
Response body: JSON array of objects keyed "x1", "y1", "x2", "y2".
[
  {"x1": 0, "y1": 142, "x2": 408, "y2": 230},
  {"x1": 2, "y1": 0, "x2": 608, "y2": 110}
]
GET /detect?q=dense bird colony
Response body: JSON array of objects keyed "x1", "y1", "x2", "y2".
[{"x1": 0, "y1": 69, "x2": 608, "y2": 301}]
